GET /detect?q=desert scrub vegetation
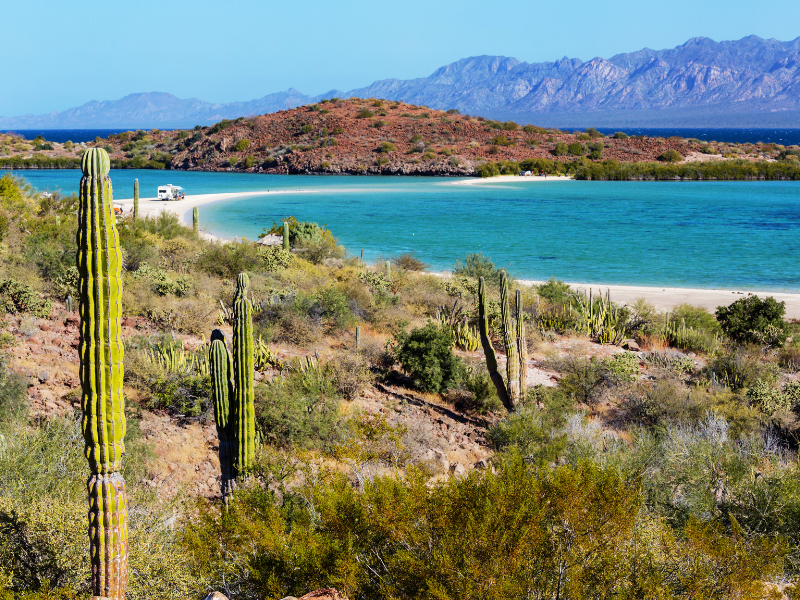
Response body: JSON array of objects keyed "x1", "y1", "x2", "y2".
[{"x1": 4, "y1": 172, "x2": 800, "y2": 598}]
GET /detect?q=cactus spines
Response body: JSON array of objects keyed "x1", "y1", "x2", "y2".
[
  {"x1": 77, "y1": 147, "x2": 128, "y2": 599},
  {"x1": 516, "y1": 289, "x2": 528, "y2": 400},
  {"x1": 209, "y1": 329, "x2": 235, "y2": 498},
  {"x1": 133, "y1": 179, "x2": 139, "y2": 220},
  {"x1": 478, "y1": 277, "x2": 511, "y2": 411},
  {"x1": 192, "y1": 206, "x2": 199, "y2": 234},
  {"x1": 499, "y1": 270, "x2": 519, "y2": 404},
  {"x1": 232, "y1": 273, "x2": 255, "y2": 473},
  {"x1": 282, "y1": 221, "x2": 290, "y2": 251}
]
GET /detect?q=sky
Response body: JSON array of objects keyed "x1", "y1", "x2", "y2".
[{"x1": 3, "y1": 0, "x2": 799, "y2": 116}]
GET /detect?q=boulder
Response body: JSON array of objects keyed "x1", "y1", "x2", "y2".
[
  {"x1": 622, "y1": 339, "x2": 641, "y2": 352},
  {"x1": 203, "y1": 593, "x2": 229, "y2": 600}
]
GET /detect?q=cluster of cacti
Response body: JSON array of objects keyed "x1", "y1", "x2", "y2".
[
  {"x1": 254, "y1": 334, "x2": 282, "y2": 371},
  {"x1": 76, "y1": 148, "x2": 128, "y2": 599},
  {"x1": 145, "y1": 339, "x2": 210, "y2": 377},
  {"x1": 574, "y1": 289, "x2": 624, "y2": 345},
  {"x1": 133, "y1": 178, "x2": 139, "y2": 220},
  {"x1": 452, "y1": 319, "x2": 480, "y2": 352},
  {"x1": 478, "y1": 271, "x2": 527, "y2": 411},
  {"x1": 192, "y1": 206, "x2": 199, "y2": 234},
  {"x1": 209, "y1": 273, "x2": 256, "y2": 500}
]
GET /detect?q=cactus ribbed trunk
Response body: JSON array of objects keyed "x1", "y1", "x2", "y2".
[
  {"x1": 478, "y1": 277, "x2": 512, "y2": 412},
  {"x1": 192, "y1": 207, "x2": 199, "y2": 234},
  {"x1": 232, "y1": 273, "x2": 255, "y2": 473},
  {"x1": 77, "y1": 148, "x2": 128, "y2": 599},
  {"x1": 516, "y1": 289, "x2": 528, "y2": 400},
  {"x1": 499, "y1": 270, "x2": 519, "y2": 405},
  {"x1": 132, "y1": 179, "x2": 138, "y2": 220},
  {"x1": 209, "y1": 329, "x2": 235, "y2": 499},
  {"x1": 282, "y1": 221, "x2": 290, "y2": 251}
]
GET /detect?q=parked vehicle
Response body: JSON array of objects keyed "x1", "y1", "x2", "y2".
[{"x1": 157, "y1": 184, "x2": 185, "y2": 200}]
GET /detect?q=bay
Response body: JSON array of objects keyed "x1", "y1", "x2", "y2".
[{"x1": 9, "y1": 169, "x2": 800, "y2": 292}]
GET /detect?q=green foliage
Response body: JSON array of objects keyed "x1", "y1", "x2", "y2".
[
  {"x1": 394, "y1": 322, "x2": 462, "y2": 393},
  {"x1": 536, "y1": 277, "x2": 573, "y2": 303},
  {"x1": 716, "y1": 295, "x2": 787, "y2": 346},
  {"x1": 747, "y1": 379, "x2": 800, "y2": 414},
  {"x1": 453, "y1": 252, "x2": 503, "y2": 286},
  {"x1": 612, "y1": 131, "x2": 629, "y2": 139},
  {"x1": 603, "y1": 352, "x2": 640, "y2": 383},
  {"x1": 490, "y1": 135, "x2": 515, "y2": 146},
  {"x1": 705, "y1": 347, "x2": 780, "y2": 391},
  {"x1": 574, "y1": 159, "x2": 800, "y2": 181},
  {"x1": 567, "y1": 142, "x2": 584, "y2": 156},
  {"x1": 0, "y1": 362, "x2": 27, "y2": 424},
  {"x1": 658, "y1": 149, "x2": 684, "y2": 162},
  {"x1": 356, "y1": 109, "x2": 373, "y2": 118},
  {"x1": 0, "y1": 279, "x2": 52, "y2": 318},
  {"x1": 378, "y1": 141, "x2": 396, "y2": 153},
  {"x1": 552, "y1": 142, "x2": 568, "y2": 156}
]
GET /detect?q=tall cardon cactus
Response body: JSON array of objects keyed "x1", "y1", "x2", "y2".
[
  {"x1": 76, "y1": 148, "x2": 128, "y2": 599},
  {"x1": 478, "y1": 270, "x2": 527, "y2": 412},
  {"x1": 132, "y1": 178, "x2": 138, "y2": 220},
  {"x1": 232, "y1": 273, "x2": 255, "y2": 472},
  {"x1": 192, "y1": 206, "x2": 199, "y2": 234}
]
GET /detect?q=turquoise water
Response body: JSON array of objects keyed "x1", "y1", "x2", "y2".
[{"x1": 10, "y1": 170, "x2": 800, "y2": 291}]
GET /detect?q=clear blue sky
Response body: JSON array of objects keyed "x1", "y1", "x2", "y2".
[{"x1": 3, "y1": 0, "x2": 799, "y2": 116}]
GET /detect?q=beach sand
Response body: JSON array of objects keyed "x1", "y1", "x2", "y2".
[
  {"x1": 518, "y1": 280, "x2": 800, "y2": 320},
  {"x1": 113, "y1": 190, "x2": 306, "y2": 241},
  {"x1": 114, "y1": 188, "x2": 800, "y2": 319},
  {"x1": 450, "y1": 174, "x2": 573, "y2": 185}
]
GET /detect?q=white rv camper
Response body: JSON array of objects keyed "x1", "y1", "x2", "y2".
[{"x1": 157, "y1": 184, "x2": 185, "y2": 200}]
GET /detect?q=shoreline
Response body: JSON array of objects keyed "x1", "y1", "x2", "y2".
[
  {"x1": 113, "y1": 188, "x2": 800, "y2": 319},
  {"x1": 450, "y1": 174, "x2": 573, "y2": 185}
]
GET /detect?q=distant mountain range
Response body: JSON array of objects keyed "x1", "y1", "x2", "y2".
[{"x1": 3, "y1": 35, "x2": 800, "y2": 129}]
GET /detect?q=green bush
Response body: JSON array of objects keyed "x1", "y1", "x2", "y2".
[
  {"x1": 536, "y1": 277, "x2": 573, "y2": 303},
  {"x1": 567, "y1": 142, "x2": 584, "y2": 156},
  {"x1": 612, "y1": 131, "x2": 629, "y2": 139},
  {"x1": 658, "y1": 149, "x2": 683, "y2": 163},
  {"x1": 379, "y1": 141, "x2": 396, "y2": 153},
  {"x1": 716, "y1": 295, "x2": 787, "y2": 346},
  {"x1": 453, "y1": 252, "x2": 503, "y2": 286},
  {"x1": 254, "y1": 368, "x2": 341, "y2": 448},
  {"x1": 394, "y1": 322, "x2": 462, "y2": 393},
  {"x1": 490, "y1": 136, "x2": 515, "y2": 147},
  {"x1": 0, "y1": 362, "x2": 27, "y2": 423},
  {"x1": 603, "y1": 352, "x2": 639, "y2": 383},
  {"x1": 0, "y1": 279, "x2": 52, "y2": 318},
  {"x1": 552, "y1": 142, "x2": 568, "y2": 156},
  {"x1": 460, "y1": 365, "x2": 502, "y2": 414}
]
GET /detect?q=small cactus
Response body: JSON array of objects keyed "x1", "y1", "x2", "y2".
[
  {"x1": 192, "y1": 206, "x2": 199, "y2": 234},
  {"x1": 282, "y1": 221, "x2": 290, "y2": 251},
  {"x1": 477, "y1": 271, "x2": 527, "y2": 411},
  {"x1": 77, "y1": 148, "x2": 128, "y2": 598},
  {"x1": 133, "y1": 178, "x2": 139, "y2": 220}
]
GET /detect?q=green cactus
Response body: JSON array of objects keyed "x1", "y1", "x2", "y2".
[
  {"x1": 192, "y1": 206, "x2": 199, "y2": 234},
  {"x1": 283, "y1": 221, "x2": 290, "y2": 251},
  {"x1": 231, "y1": 273, "x2": 255, "y2": 473},
  {"x1": 133, "y1": 178, "x2": 139, "y2": 220},
  {"x1": 209, "y1": 329, "x2": 234, "y2": 498},
  {"x1": 76, "y1": 148, "x2": 128, "y2": 599},
  {"x1": 477, "y1": 271, "x2": 527, "y2": 412}
]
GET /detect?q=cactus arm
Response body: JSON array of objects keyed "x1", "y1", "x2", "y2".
[
  {"x1": 516, "y1": 289, "x2": 528, "y2": 401},
  {"x1": 232, "y1": 273, "x2": 255, "y2": 473},
  {"x1": 478, "y1": 277, "x2": 512, "y2": 412},
  {"x1": 77, "y1": 148, "x2": 128, "y2": 599},
  {"x1": 209, "y1": 330, "x2": 235, "y2": 498},
  {"x1": 132, "y1": 179, "x2": 138, "y2": 220},
  {"x1": 500, "y1": 271, "x2": 519, "y2": 406}
]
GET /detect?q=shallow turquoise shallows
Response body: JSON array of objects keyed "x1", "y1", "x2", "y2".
[{"x1": 11, "y1": 170, "x2": 800, "y2": 291}]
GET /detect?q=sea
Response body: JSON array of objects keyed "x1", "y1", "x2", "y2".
[
  {"x1": 3, "y1": 127, "x2": 800, "y2": 146},
  {"x1": 8, "y1": 169, "x2": 800, "y2": 293}
]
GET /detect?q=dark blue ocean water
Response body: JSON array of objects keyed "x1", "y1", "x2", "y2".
[
  {"x1": 9, "y1": 170, "x2": 800, "y2": 292},
  {"x1": 4, "y1": 127, "x2": 800, "y2": 146}
]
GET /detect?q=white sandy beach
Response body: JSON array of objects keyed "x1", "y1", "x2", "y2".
[
  {"x1": 113, "y1": 190, "x2": 307, "y2": 241},
  {"x1": 518, "y1": 280, "x2": 800, "y2": 320},
  {"x1": 450, "y1": 174, "x2": 573, "y2": 185}
]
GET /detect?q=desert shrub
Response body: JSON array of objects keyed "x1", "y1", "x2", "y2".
[
  {"x1": 536, "y1": 277, "x2": 573, "y2": 304},
  {"x1": 0, "y1": 362, "x2": 27, "y2": 423},
  {"x1": 557, "y1": 356, "x2": 606, "y2": 404},
  {"x1": 778, "y1": 345, "x2": 800, "y2": 371},
  {"x1": 669, "y1": 303, "x2": 721, "y2": 333},
  {"x1": 552, "y1": 142, "x2": 568, "y2": 156},
  {"x1": 747, "y1": 379, "x2": 800, "y2": 414},
  {"x1": 567, "y1": 142, "x2": 584, "y2": 156},
  {"x1": 460, "y1": 364, "x2": 502, "y2": 414},
  {"x1": 453, "y1": 252, "x2": 504, "y2": 286},
  {"x1": 131, "y1": 265, "x2": 192, "y2": 297},
  {"x1": 612, "y1": 132, "x2": 629, "y2": 139},
  {"x1": 261, "y1": 246, "x2": 293, "y2": 272},
  {"x1": 325, "y1": 351, "x2": 374, "y2": 401},
  {"x1": 253, "y1": 368, "x2": 341, "y2": 448},
  {"x1": 195, "y1": 241, "x2": 263, "y2": 278},
  {"x1": 475, "y1": 161, "x2": 499, "y2": 177},
  {"x1": 378, "y1": 141, "x2": 396, "y2": 153},
  {"x1": 704, "y1": 347, "x2": 779, "y2": 390},
  {"x1": 391, "y1": 252, "x2": 428, "y2": 272},
  {"x1": 0, "y1": 279, "x2": 52, "y2": 318},
  {"x1": 603, "y1": 352, "x2": 640, "y2": 383},
  {"x1": 394, "y1": 322, "x2": 462, "y2": 393},
  {"x1": 355, "y1": 109, "x2": 373, "y2": 119},
  {"x1": 658, "y1": 149, "x2": 683, "y2": 162},
  {"x1": 716, "y1": 296, "x2": 787, "y2": 346},
  {"x1": 490, "y1": 136, "x2": 515, "y2": 147}
]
